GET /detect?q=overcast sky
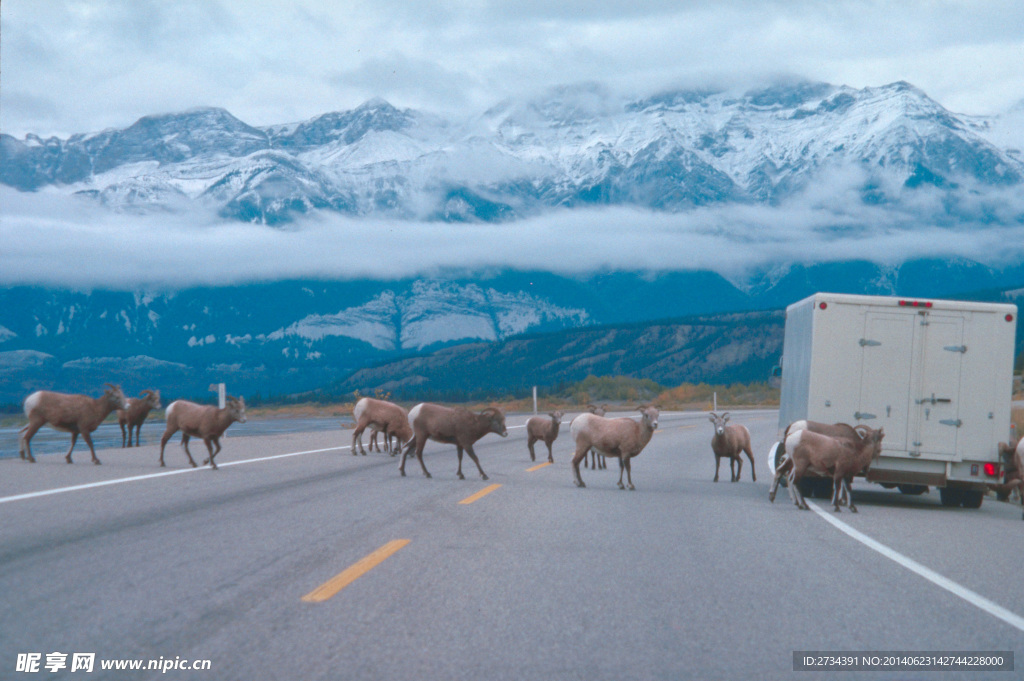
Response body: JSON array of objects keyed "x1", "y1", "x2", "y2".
[{"x1": 3, "y1": 0, "x2": 1024, "y2": 138}]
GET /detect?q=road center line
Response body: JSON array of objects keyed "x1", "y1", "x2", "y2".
[
  {"x1": 526, "y1": 462, "x2": 551, "y2": 472},
  {"x1": 809, "y1": 502, "x2": 1024, "y2": 633},
  {"x1": 301, "y1": 539, "x2": 410, "y2": 603},
  {"x1": 458, "y1": 483, "x2": 502, "y2": 505},
  {"x1": 0, "y1": 445, "x2": 350, "y2": 506}
]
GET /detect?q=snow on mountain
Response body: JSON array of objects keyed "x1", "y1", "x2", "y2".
[
  {"x1": 266, "y1": 281, "x2": 590, "y2": 351},
  {"x1": 4, "y1": 81, "x2": 1022, "y2": 224}
]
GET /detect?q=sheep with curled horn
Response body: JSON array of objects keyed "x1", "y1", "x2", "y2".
[{"x1": 399, "y1": 404, "x2": 508, "y2": 480}]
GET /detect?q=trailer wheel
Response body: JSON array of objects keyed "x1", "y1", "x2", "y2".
[
  {"x1": 939, "y1": 487, "x2": 963, "y2": 507},
  {"x1": 960, "y1": 490, "x2": 984, "y2": 509}
]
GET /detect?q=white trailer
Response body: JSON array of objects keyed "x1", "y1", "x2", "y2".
[{"x1": 770, "y1": 292, "x2": 1018, "y2": 508}]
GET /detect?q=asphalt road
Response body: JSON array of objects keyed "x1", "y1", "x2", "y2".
[{"x1": 1, "y1": 410, "x2": 1022, "y2": 680}]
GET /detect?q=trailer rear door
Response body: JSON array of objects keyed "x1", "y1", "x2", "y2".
[
  {"x1": 915, "y1": 313, "x2": 964, "y2": 459},
  {"x1": 857, "y1": 311, "x2": 915, "y2": 451}
]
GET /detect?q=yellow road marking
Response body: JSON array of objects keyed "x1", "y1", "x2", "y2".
[
  {"x1": 526, "y1": 462, "x2": 551, "y2": 472},
  {"x1": 458, "y1": 483, "x2": 502, "y2": 505},
  {"x1": 301, "y1": 539, "x2": 410, "y2": 603}
]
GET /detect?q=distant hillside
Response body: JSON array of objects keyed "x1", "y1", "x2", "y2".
[{"x1": 332, "y1": 310, "x2": 786, "y2": 401}]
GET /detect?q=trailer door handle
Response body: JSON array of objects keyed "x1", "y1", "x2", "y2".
[
  {"x1": 854, "y1": 412, "x2": 877, "y2": 420},
  {"x1": 943, "y1": 345, "x2": 967, "y2": 353},
  {"x1": 939, "y1": 419, "x2": 962, "y2": 427},
  {"x1": 916, "y1": 394, "x2": 952, "y2": 405},
  {"x1": 859, "y1": 339, "x2": 881, "y2": 347}
]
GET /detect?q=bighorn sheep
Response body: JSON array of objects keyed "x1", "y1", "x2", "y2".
[
  {"x1": 399, "y1": 404, "x2": 508, "y2": 480},
  {"x1": 18, "y1": 384, "x2": 128, "y2": 464},
  {"x1": 570, "y1": 406, "x2": 659, "y2": 490},
  {"x1": 584, "y1": 404, "x2": 608, "y2": 469},
  {"x1": 708, "y1": 412, "x2": 755, "y2": 482},
  {"x1": 158, "y1": 396, "x2": 247, "y2": 470},
  {"x1": 117, "y1": 389, "x2": 162, "y2": 447},
  {"x1": 351, "y1": 397, "x2": 412, "y2": 456},
  {"x1": 997, "y1": 439, "x2": 1024, "y2": 519},
  {"x1": 526, "y1": 410, "x2": 564, "y2": 463},
  {"x1": 783, "y1": 427, "x2": 885, "y2": 512},
  {"x1": 768, "y1": 420, "x2": 867, "y2": 502}
]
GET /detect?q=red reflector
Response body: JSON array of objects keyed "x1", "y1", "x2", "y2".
[
  {"x1": 984, "y1": 463, "x2": 997, "y2": 477},
  {"x1": 1007, "y1": 314, "x2": 1015, "y2": 322},
  {"x1": 819, "y1": 302, "x2": 827, "y2": 310}
]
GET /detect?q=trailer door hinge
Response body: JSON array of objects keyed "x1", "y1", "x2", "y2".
[
  {"x1": 939, "y1": 419, "x2": 962, "y2": 428},
  {"x1": 943, "y1": 345, "x2": 967, "y2": 353},
  {"x1": 859, "y1": 339, "x2": 881, "y2": 347}
]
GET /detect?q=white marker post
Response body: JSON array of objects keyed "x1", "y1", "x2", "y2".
[
  {"x1": 211, "y1": 383, "x2": 227, "y2": 436},
  {"x1": 533, "y1": 386, "x2": 538, "y2": 415}
]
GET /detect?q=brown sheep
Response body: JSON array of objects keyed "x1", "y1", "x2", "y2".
[{"x1": 19, "y1": 384, "x2": 128, "y2": 464}]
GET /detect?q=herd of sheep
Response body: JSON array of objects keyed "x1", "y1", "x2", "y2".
[{"x1": 13, "y1": 385, "x2": 1024, "y2": 515}]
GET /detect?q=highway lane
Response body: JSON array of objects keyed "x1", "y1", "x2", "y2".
[{"x1": 1, "y1": 409, "x2": 1022, "y2": 680}]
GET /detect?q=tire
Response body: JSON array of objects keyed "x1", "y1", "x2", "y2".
[
  {"x1": 939, "y1": 487, "x2": 963, "y2": 507},
  {"x1": 897, "y1": 484, "x2": 928, "y2": 495}
]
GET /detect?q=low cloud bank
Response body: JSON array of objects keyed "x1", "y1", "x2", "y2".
[{"x1": 2, "y1": 185, "x2": 1022, "y2": 291}]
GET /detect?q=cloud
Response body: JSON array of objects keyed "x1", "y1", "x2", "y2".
[
  {"x1": 3, "y1": 1, "x2": 1024, "y2": 139},
  {"x1": 3, "y1": 179, "x2": 1023, "y2": 291}
]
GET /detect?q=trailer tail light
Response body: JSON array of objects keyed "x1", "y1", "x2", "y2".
[
  {"x1": 819, "y1": 302, "x2": 827, "y2": 310},
  {"x1": 898, "y1": 300, "x2": 933, "y2": 308},
  {"x1": 1007, "y1": 314, "x2": 1014, "y2": 322},
  {"x1": 984, "y1": 462, "x2": 998, "y2": 477}
]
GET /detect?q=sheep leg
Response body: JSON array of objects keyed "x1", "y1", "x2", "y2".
[
  {"x1": 617, "y1": 458, "x2": 626, "y2": 489},
  {"x1": 456, "y1": 445, "x2": 466, "y2": 480},
  {"x1": 571, "y1": 445, "x2": 589, "y2": 488},
  {"x1": 845, "y1": 479, "x2": 857, "y2": 513},
  {"x1": 790, "y1": 471, "x2": 810, "y2": 510},
  {"x1": 400, "y1": 438, "x2": 431, "y2": 479},
  {"x1": 599, "y1": 453, "x2": 606, "y2": 470},
  {"x1": 713, "y1": 455, "x2": 721, "y2": 482},
  {"x1": 351, "y1": 424, "x2": 367, "y2": 456},
  {"x1": 64, "y1": 432, "x2": 79, "y2": 463},
  {"x1": 745, "y1": 446, "x2": 756, "y2": 482},
  {"x1": 120, "y1": 422, "x2": 129, "y2": 448},
  {"x1": 158, "y1": 429, "x2": 176, "y2": 467},
  {"x1": 546, "y1": 440, "x2": 554, "y2": 464},
  {"x1": 464, "y1": 444, "x2": 488, "y2": 481},
  {"x1": 623, "y1": 457, "x2": 635, "y2": 491},
  {"x1": 19, "y1": 423, "x2": 41, "y2": 463},
  {"x1": 527, "y1": 436, "x2": 537, "y2": 462},
  {"x1": 831, "y1": 475, "x2": 843, "y2": 512},
  {"x1": 81, "y1": 431, "x2": 101, "y2": 465},
  {"x1": 180, "y1": 434, "x2": 199, "y2": 468},
  {"x1": 731, "y1": 457, "x2": 741, "y2": 482},
  {"x1": 202, "y1": 437, "x2": 219, "y2": 470}
]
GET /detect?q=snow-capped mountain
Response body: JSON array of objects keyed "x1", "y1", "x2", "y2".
[{"x1": 3, "y1": 80, "x2": 1022, "y2": 224}]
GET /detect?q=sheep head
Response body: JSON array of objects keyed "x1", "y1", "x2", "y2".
[
  {"x1": 549, "y1": 410, "x2": 564, "y2": 422},
  {"x1": 638, "y1": 405, "x2": 659, "y2": 431},
  {"x1": 227, "y1": 395, "x2": 247, "y2": 424},
  {"x1": 141, "y1": 389, "x2": 163, "y2": 409},
  {"x1": 104, "y1": 383, "x2": 128, "y2": 410},
  {"x1": 708, "y1": 411, "x2": 729, "y2": 436},
  {"x1": 480, "y1": 407, "x2": 507, "y2": 437}
]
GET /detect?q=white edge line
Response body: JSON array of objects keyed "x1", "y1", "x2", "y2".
[
  {"x1": 808, "y1": 501, "x2": 1024, "y2": 633},
  {"x1": 0, "y1": 446, "x2": 348, "y2": 506}
]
